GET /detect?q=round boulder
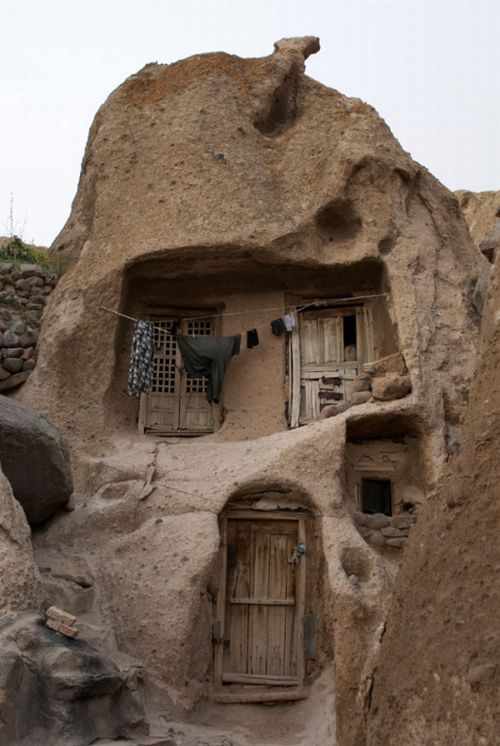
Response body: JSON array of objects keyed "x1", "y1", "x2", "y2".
[{"x1": 0, "y1": 396, "x2": 73, "y2": 524}]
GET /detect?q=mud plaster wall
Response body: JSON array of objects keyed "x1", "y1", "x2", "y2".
[
  {"x1": 107, "y1": 256, "x2": 394, "y2": 439},
  {"x1": 345, "y1": 437, "x2": 425, "y2": 515}
]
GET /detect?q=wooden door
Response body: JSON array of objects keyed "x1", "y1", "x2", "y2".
[
  {"x1": 289, "y1": 305, "x2": 374, "y2": 427},
  {"x1": 139, "y1": 316, "x2": 215, "y2": 435},
  {"x1": 216, "y1": 512, "x2": 306, "y2": 687}
]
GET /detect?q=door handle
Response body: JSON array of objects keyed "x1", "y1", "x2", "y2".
[{"x1": 289, "y1": 543, "x2": 305, "y2": 566}]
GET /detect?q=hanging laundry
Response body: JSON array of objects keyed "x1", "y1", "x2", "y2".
[
  {"x1": 169, "y1": 318, "x2": 182, "y2": 336},
  {"x1": 176, "y1": 334, "x2": 241, "y2": 403},
  {"x1": 271, "y1": 318, "x2": 286, "y2": 336},
  {"x1": 127, "y1": 320, "x2": 156, "y2": 397},
  {"x1": 283, "y1": 313, "x2": 296, "y2": 332},
  {"x1": 247, "y1": 329, "x2": 259, "y2": 349}
]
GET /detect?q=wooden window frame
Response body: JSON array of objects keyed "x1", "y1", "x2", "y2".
[
  {"x1": 138, "y1": 307, "x2": 222, "y2": 436},
  {"x1": 288, "y1": 300, "x2": 375, "y2": 428}
]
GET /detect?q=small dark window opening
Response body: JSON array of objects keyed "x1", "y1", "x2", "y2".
[
  {"x1": 361, "y1": 478, "x2": 392, "y2": 516},
  {"x1": 343, "y1": 314, "x2": 357, "y2": 348}
]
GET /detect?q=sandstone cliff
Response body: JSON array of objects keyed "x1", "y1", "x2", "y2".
[
  {"x1": 365, "y1": 230, "x2": 499, "y2": 744},
  {"x1": 11, "y1": 38, "x2": 485, "y2": 746}
]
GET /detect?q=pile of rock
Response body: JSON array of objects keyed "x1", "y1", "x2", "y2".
[
  {"x1": 353, "y1": 511, "x2": 417, "y2": 550},
  {"x1": 350, "y1": 352, "x2": 412, "y2": 405},
  {"x1": 321, "y1": 353, "x2": 412, "y2": 419},
  {"x1": 0, "y1": 262, "x2": 58, "y2": 391}
]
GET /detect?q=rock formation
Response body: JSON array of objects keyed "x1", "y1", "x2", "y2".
[
  {"x1": 0, "y1": 396, "x2": 73, "y2": 524},
  {"x1": 365, "y1": 230, "x2": 499, "y2": 746},
  {"x1": 0, "y1": 612, "x2": 146, "y2": 746},
  {"x1": 0, "y1": 466, "x2": 42, "y2": 614},
  {"x1": 3, "y1": 37, "x2": 490, "y2": 745},
  {"x1": 456, "y1": 189, "x2": 499, "y2": 247}
]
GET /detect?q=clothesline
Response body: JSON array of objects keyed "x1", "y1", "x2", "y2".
[{"x1": 99, "y1": 292, "x2": 388, "y2": 332}]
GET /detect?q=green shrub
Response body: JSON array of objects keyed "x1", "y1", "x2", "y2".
[{"x1": 0, "y1": 235, "x2": 58, "y2": 273}]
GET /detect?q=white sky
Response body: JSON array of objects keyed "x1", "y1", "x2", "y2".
[{"x1": 1, "y1": 0, "x2": 498, "y2": 245}]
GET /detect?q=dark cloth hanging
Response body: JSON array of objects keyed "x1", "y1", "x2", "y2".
[
  {"x1": 176, "y1": 334, "x2": 241, "y2": 403},
  {"x1": 271, "y1": 318, "x2": 286, "y2": 336},
  {"x1": 247, "y1": 328, "x2": 259, "y2": 349},
  {"x1": 127, "y1": 320, "x2": 156, "y2": 397},
  {"x1": 169, "y1": 318, "x2": 182, "y2": 336}
]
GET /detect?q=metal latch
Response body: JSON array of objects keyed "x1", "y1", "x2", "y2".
[{"x1": 289, "y1": 543, "x2": 305, "y2": 566}]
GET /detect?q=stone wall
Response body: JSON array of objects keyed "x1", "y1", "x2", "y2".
[
  {"x1": 0, "y1": 262, "x2": 57, "y2": 391},
  {"x1": 353, "y1": 511, "x2": 417, "y2": 550}
]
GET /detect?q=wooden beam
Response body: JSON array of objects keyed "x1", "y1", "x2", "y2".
[
  {"x1": 211, "y1": 686, "x2": 307, "y2": 704},
  {"x1": 222, "y1": 673, "x2": 298, "y2": 686},
  {"x1": 229, "y1": 598, "x2": 294, "y2": 606}
]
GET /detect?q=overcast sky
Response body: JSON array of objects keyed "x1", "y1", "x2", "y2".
[{"x1": 1, "y1": 0, "x2": 498, "y2": 245}]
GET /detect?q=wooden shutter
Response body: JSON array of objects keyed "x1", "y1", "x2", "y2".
[
  {"x1": 139, "y1": 314, "x2": 215, "y2": 434},
  {"x1": 289, "y1": 305, "x2": 373, "y2": 426}
]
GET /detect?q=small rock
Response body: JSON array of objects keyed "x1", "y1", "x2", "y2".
[
  {"x1": 29, "y1": 295, "x2": 46, "y2": 306},
  {"x1": 320, "y1": 402, "x2": 350, "y2": 418},
  {"x1": 371, "y1": 513, "x2": 391, "y2": 529},
  {"x1": 372, "y1": 373, "x2": 411, "y2": 401},
  {"x1": 9, "y1": 319, "x2": 27, "y2": 334},
  {"x1": 349, "y1": 391, "x2": 372, "y2": 405},
  {"x1": 3, "y1": 347, "x2": 24, "y2": 358},
  {"x1": 0, "y1": 370, "x2": 29, "y2": 391},
  {"x1": 363, "y1": 352, "x2": 407, "y2": 377},
  {"x1": 386, "y1": 537, "x2": 407, "y2": 548},
  {"x1": 0, "y1": 367, "x2": 11, "y2": 380},
  {"x1": 2, "y1": 330, "x2": 19, "y2": 347},
  {"x1": 368, "y1": 530, "x2": 386, "y2": 547},
  {"x1": 357, "y1": 526, "x2": 372, "y2": 539},
  {"x1": 391, "y1": 515, "x2": 415, "y2": 529},
  {"x1": 466, "y1": 663, "x2": 496, "y2": 687},
  {"x1": 21, "y1": 346, "x2": 35, "y2": 360},
  {"x1": 353, "y1": 378, "x2": 371, "y2": 392},
  {"x1": 19, "y1": 263, "x2": 44, "y2": 277},
  {"x1": 18, "y1": 333, "x2": 37, "y2": 347},
  {"x1": 353, "y1": 511, "x2": 370, "y2": 526},
  {"x1": 22, "y1": 359, "x2": 36, "y2": 371},
  {"x1": 2, "y1": 357, "x2": 24, "y2": 373},
  {"x1": 381, "y1": 526, "x2": 402, "y2": 537}
]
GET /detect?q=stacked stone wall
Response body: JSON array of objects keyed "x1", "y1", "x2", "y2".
[
  {"x1": 353, "y1": 511, "x2": 417, "y2": 550},
  {"x1": 0, "y1": 262, "x2": 57, "y2": 391}
]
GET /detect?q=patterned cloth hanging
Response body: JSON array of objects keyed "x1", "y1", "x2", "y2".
[{"x1": 127, "y1": 320, "x2": 156, "y2": 397}]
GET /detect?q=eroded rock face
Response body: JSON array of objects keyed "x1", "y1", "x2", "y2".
[
  {"x1": 14, "y1": 37, "x2": 484, "y2": 746},
  {"x1": 0, "y1": 466, "x2": 43, "y2": 614},
  {"x1": 455, "y1": 189, "x2": 499, "y2": 247},
  {"x1": 0, "y1": 612, "x2": 146, "y2": 746},
  {"x1": 365, "y1": 256, "x2": 500, "y2": 744},
  {"x1": 21, "y1": 37, "x2": 479, "y2": 459},
  {"x1": 0, "y1": 396, "x2": 73, "y2": 524}
]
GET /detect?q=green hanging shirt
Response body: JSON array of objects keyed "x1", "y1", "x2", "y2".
[{"x1": 176, "y1": 334, "x2": 241, "y2": 403}]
